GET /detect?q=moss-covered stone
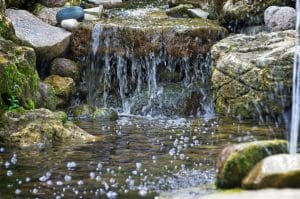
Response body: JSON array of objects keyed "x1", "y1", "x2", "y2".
[
  {"x1": 43, "y1": 75, "x2": 75, "y2": 100},
  {"x1": 243, "y1": 154, "x2": 300, "y2": 189},
  {"x1": 166, "y1": 4, "x2": 194, "y2": 18},
  {"x1": 92, "y1": 108, "x2": 118, "y2": 121},
  {"x1": 36, "y1": 82, "x2": 58, "y2": 111},
  {"x1": 0, "y1": 38, "x2": 39, "y2": 111},
  {"x1": 216, "y1": 140, "x2": 288, "y2": 188},
  {"x1": 70, "y1": 104, "x2": 95, "y2": 119}
]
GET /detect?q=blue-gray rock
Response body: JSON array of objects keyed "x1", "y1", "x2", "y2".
[{"x1": 56, "y1": 6, "x2": 84, "y2": 23}]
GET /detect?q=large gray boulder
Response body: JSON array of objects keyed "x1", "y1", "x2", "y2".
[
  {"x1": 264, "y1": 6, "x2": 296, "y2": 32},
  {"x1": 34, "y1": 5, "x2": 62, "y2": 26},
  {"x1": 6, "y1": 9, "x2": 71, "y2": 62},
  {"x1": 243, "y1": 154, "x2": 300, "y2": 189},
  {"x1": 211, "y1": 30, "x2": 294, "y2": 119}
]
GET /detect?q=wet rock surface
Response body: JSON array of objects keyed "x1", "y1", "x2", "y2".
[
  {"x1": 216, "y1": 140, "x2": 287, "y2": 188},
  {"x1": 50, "y1": 58, "x2": 80, "y2": 81},
  {"x1": 212, "y1": 30, "x2": 294, "y2": 119},
  {"x1": 243, "y1": 154, "x2": 300, "y2": 189},
  {"x1": 0, "y1": 108, "x2": 101, "y2": 147},
  {"x1": 6, "y1": 9, "x2": 71, "y2": 62}
]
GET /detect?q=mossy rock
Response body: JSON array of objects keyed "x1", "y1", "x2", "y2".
[
  {"x1": 166, "y1": 4, "x2": 194, "y2": 18},
  {"x1": 0, "y1": 38, "x2": 39, "y2": 111},
  {"x1": 216, "y1": 140, "x2": 288, "y2": 188},
  {"x1": 36, "y1": 82, "x2": 57, "y2": 111},
  {"x1": 243, "y1": 154, "x2": 300, "y2": 189},
  {"x1": 70, "y1": 104, "x2": 95, "y2": 118},
  {"x1": 92, "y1": 108, "x2": 118, "y2": 121}
]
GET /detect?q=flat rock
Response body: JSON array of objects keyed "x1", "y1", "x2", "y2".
[
  {"x1": 201, "y1": 189, "x2": 300, "y2": 199},
  {"x1": 216, "y1": 140, "x2": 287, "y2": 188},
  {"x1": 6, "y1": 9, "x2": 71, "y2": 62},
  {"x1": 84, "y1": 5, "x2": 104, "y2": 17},
  {"x1": 87, "y1": 0, "x2": 122, "y2": 8},
  {"x1": 243, "y1": 154, "x2": 300, "y2": 189},
  {"x1": 187, "y1": 8, "x2": 209, "y2": 19}
]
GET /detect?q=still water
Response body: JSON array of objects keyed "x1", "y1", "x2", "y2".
[{"x1": 0, "y1": 116, "x2": 285, "y2": 198}]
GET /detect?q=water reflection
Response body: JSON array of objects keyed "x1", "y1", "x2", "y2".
[{"x1": 0, "y1": 116, "x2": 285, "y2": 198}]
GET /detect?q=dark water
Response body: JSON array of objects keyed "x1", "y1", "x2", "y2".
[{"x1": 0, "y1": 116, "x2": 285, "y2": 198}]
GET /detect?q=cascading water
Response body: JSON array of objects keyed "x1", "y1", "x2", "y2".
[
  {"x1": 290, "y1": 0, "x2": 300, "y2": 154},
  {"x1": 84, "y1": 22, "x2": 216, "y2": 117}
]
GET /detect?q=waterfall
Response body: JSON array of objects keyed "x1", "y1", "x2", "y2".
[
  {"x1": 85, "y1": 23, "x2": 214, "y2": 117},
  {"x1": 290, "y1": 0, "x2": 300, "y2": 154}
]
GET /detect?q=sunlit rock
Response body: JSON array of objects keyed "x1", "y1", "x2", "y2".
[
  {"x1": 216, "y1": 140, "x2": 287, "y2": 188},
  {"x1": 243, "y1": 154, "x2": 300, "y2": 189},
  {"x1": 6, "y1": 9, "x2": 71, "y2": 62},
  {"x1": 61, "y1": 18, "x2": 80, "y2": 31},
  {"x1": 264, "y1": 6, "x2": 296, "y2": 32},
  {"x1": 0, "y1": 108, "x2": 101, "y2": 146},
  {"x1": 212, "y1": 30, "x2": 294, "y2": 119}
]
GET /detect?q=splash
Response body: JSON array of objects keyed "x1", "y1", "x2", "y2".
[{"x1": 290, "y1": 0, "x2": 300, "y2": 154}]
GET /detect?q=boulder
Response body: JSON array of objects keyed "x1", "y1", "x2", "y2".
[
  {"x1": 211, "y1": 30, "x2": 294, "y2": 119},
  {"x1": 0, "y1": 108, "x2": 101, "y2": 147},
  {"x1": 34, "y1": 4, "x2": 62, "y2": 26},
  {"x1": 50, "y1": 58, "x2": 80, "y2": 81},
  {"x1": 43, "y1": 75, "x2": 75, "y2": 101},
  {"x1": 220, "y1": 0, "x2": 294, "y2": 31},
  {"x1": 92, "y1": 108, "x2": 118, "y2": 121},
  {"x1": 216, "y1": 140, "x2": 287, "y2": 188},
  {"x1": 61, "y1": 18, "x2": 80, "y2": 31},
  {"x1": 201, "y1": 189, "x2": 300, "y2": 199},
  {"x1": 243, "y1": 154, "x2": 300, "y2": 189},
  {"x1": 264, "y1": 6, "x2": 296, "y2": 32},
  {"x1": 56, "y1": 6, "x2": 84, "y2": 23},
  {"x1": 36, "y1": 82, "x2": 57, "y2": 111},
  {"x1": 0, "y1": 38, "x2": 39, "y2": 110},
  {"x1": 6, "y1": 9, "x2": 71, "y2": 62},
  {"x1": 69, "y1": 104, "x2": 95, "y2": 118},
  {"x1": 166, "y1": 4, "x2": 194, "y2": 18}
]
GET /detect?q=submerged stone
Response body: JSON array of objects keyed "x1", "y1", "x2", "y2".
[
  {"x1": 92, "y1": 108, "x2": 118, "y2": 121},
  {"x1": 56, "y1": 6, "x2": 84, "y2": 23},
  {"x1": 69, "y1": 104, "x2": 95, "y2": 118},
  {"x1": 243, "y1": 154, "x2": 300, "y2": 189},
  {"x1": 216, "y1": 140, "x2": 287, "y2": 188}
]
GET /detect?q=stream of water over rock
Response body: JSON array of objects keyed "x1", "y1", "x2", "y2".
[{"x1": 290, "y1": 0, "x2": 300, "y2": 154}]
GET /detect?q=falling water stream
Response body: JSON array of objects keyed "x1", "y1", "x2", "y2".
[{"x1": 290, "y1": 0, "x2": 300, "y2": 154}]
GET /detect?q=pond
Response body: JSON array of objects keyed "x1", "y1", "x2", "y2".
[{"x1": 0, "y1": 116, "x2": 285, "y2": 198}]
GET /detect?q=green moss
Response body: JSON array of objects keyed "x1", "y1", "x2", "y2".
[{"x1": 216, "y1": 140, "x2": 288, "y2": 188}]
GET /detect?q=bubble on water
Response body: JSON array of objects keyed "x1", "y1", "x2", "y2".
[
  {"x1": 56, "y1": 181, "x2": 63, "y2": 186},
  {"x1": 96, "y1": 175, "x2": 101, "y2": 182},
  {"x1": 67, "y1": 161, "x2": 77, "y2": 170},
  {"x1": 106, "y1": 191, "x2": 117, "y2": 199},
  {"x1": 138, "y1": 187, "x2": 148, "y2": 197},
  {"x1": 18, "y1": 180, "x2": 22, "y2": 185},
  {"x1": 103, "y1": 181, "x2": 109, "y2": 190},
  {"x1": 89, "y1": 172, "x2": 96, "y2": 179},
  {"x1": 32, "y1": 188, "x2": 39, "y2": 194},
  {"x1": 39, "y1": 175, "x2": 48, "y2": 182},
  {"x1": 77, "y1": 180, "x2": 84, "y2": 186},
  {"x1": 0, "y1": 147, "x2": 4, "y2": 152},
  {"x1": 11, "y1": 153, "x2": 17, "y2": 165},
  {"x1": 64, "y1": 175, "x2": 72, "y2": 182},
  {"x1": 132, "y1": 170, "x2": 138, "y2": 175},
  {"x1": 136, "y1": 162, "x2": 142, "y2": 170},
  {"x1": 7, "y1": 170, "x2": 13, "y2": 176},
  {"x1": 96, "y1": 163, "x2": 103, "y2": 171},
  {"x1": 5, "y1": 161, "x2": 10, "y2": 168},
  {"x1": 15, "y1": 189, "x2": 21, "y2": 195},
  {"x1": 169, "y1": 148, "x2": 176, "y2": 156},
  {"x1": 25, "y1": 177, "x2": 31, "y2": 183},
  {"x1": 109, "y1": 178, "x2": 116, "y2": 184},
  {"x1": 47, "y1": 180, "x2": 53, "y2": 186},
  {"x1": 179, "y1": 154, "x2": 185, "y2": 160}
]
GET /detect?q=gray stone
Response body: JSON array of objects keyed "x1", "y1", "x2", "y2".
[
  {"x1": 36, "y1": 82, "x2": 57, "y2": 111},
  {"x1": 211, "y1": 30, "x2": 294, "y2": 119},
  {"x1": 264, "y1": 6, "x2": 296, "y2": 32},
  {"x1": 201, "y1": 189, "x2": 300, "y2": 199},
  {"x1": 243, "y1": 154, "x2": 300, "y2": 189},
  {"x1": 35, "y1": 6, "x2": 62, "y2": 26},
  {"x1": 84, "y1": 5, "x2": 103, "y2": 17},
  {"x1": 92, "y1": 108, "x2": 118, "y2": 121},
  {"x1": 50, "y1": 58, "x2": 80, "y2": 80},
  {"x1": 61, "y1": 18, "x2": 80, "y2": 31},
  {"x1": 187, "y1": 8, "x2": 209, "y2": 19},
  {"x1": 56, "y1": 6, "x2": 84, "y2": 23},
  {"x1": 6, "y1": 9, "x2": 71, "y2": 62}
]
